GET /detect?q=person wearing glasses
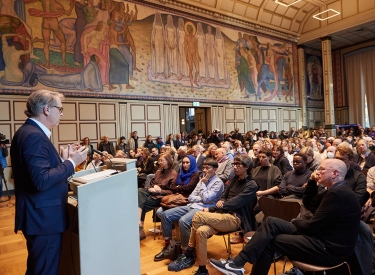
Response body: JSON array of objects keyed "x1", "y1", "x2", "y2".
[
  {"x1": 167, "y1": 155, "x2": 258, "y2": 275},
  {"x1": 210, "y1": 159, "x2": 361, "y2": 275},
  {"x1": 11, "y1": 90, "x2": 88, "y2": 275},
  {"x1": 154, "y1": 158, "x2": 223, "y2": 262}
]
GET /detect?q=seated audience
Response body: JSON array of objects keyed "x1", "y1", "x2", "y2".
[
  {"x1": 299, "y1": 146, "x2": 320, "y2": 171},
  {"x1": 138, "y1": 153, "x2": 177, "y2": 240},
  {"x1": 353, "y1": 139, "x2": 370, "y2": 169},
  {"x1": 210, "y1": 159, "x2": 361, "y2": 275},
  {"x1": 252, "y1": 148, "x2": 282, "y2": 198},
  {"x1": 214, "y1": 148, "x2": 235, "y2": 183},
  {"x1": 334, "y1": 143, "x2": 367, "y2": 206},
  {"x1": 169, "y1": 155, "x2": 200, "y2": 195},
  {"x1": 137, "y1": 148, "x2": 155, "y2": 188},
  {"x1": 85, "y1": 152, "x2": 103, "y2": 170},
  {"x1": 98, "y1": 135, "x2": 115, "y2": 156},
  {"x1": 81, "y1": 137, "x2": 90, "y2": 149},
  {"x1": 155, "y1": 158, "x2": 224, "y2": 262},
  {"x1": 278, "y1": 153, "x2": 312, "y2": 200},
  {"x1": 192, "y1": 145, "x2": 206, "y2": 176},
  {"x1": 168, "y1": 155, "x2": 258, "y2": 274},
  {"x1": 117, "y1": 136, "x2": 130, "y2": 157},
  {"x1": 272, "y1": 145, "x2": 293, "y2": 175},
  {"x1": 166, "y1": 134, "x2": 176, "y2": 148},
  {"x1": 144, "y1": 135, "x2": 156, "y2": 153},
  {"x1": 248, "y1": 142, "x2": 261, "y2": 168}
]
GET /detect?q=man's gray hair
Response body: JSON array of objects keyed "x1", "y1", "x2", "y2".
[{"x1": 25, "y1": 90, "x2": 64, "y2": 118}]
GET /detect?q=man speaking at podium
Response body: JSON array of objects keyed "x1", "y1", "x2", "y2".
[{"x1": 11, "y1": 90, "x2": 88, "y2": 275}]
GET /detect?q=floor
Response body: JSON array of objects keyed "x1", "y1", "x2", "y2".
[{"x1": 0, "y1": 196, "x2": 292, "y2": 274}]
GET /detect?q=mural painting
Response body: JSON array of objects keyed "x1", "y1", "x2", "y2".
[
  {"x1": 306, "y1": 49, "x2": 324, "y2": 108},
  {"x1": 0, "y1": 0, "x2": 298, "y2": 105}
]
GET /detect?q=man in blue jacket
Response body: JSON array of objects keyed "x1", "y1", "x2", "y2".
[{"x1": 11, "y1": 90, "x2": 88, "y2": 275}]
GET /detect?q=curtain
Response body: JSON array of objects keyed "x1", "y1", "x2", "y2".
[{"x1": 345, "y1": 49, "x2": 375, "y2": 126}]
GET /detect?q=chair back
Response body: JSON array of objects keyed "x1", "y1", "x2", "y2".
[{"x1": 258, "y1": 197, "x2": 301, "y2": 222}]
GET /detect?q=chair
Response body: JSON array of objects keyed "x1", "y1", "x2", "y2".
[
  {"x1": 152, "y1": 207, "x2": 162, "y2": 240},
  {"x1": 283, "y1": 260, "x2": 352, "y2": 275},
  {"x1": 257, "y1": 196, "x2": 301, "y2": 275},
  {"x1": 215, "y1": 229, "x2": 242, "y2": 259}
]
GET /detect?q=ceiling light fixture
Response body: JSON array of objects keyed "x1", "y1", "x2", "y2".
[
  {"x1": 275, "y1": 0, "x2": 302, "y2": 7},
  {"x1": 313, "y1": 9, "x2": 340, "y2": 21}
]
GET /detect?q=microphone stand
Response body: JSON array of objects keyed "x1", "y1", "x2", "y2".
[{"x1": 0, "y1": 165, "x2": 11, "y2": 202}]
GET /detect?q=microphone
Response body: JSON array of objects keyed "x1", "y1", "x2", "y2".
[{"x1": 89, "y1": 145, "x2": 119, "y2": 174}]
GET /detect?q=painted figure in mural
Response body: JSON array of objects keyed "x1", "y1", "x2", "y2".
[
  {"x1": 151, "y1": 12, "x2": 166, "y2": 79},
  {"x1": 307, "y1": 56, "x2": 322, "y2": 100},
  {"x1": 234, "y1": 32, "x2": 247, "y2": 71},
  {"x1": 0, "y1": 33, "x2": 47, "y2": 87},
  {"x1": 113, "y1": 9, "x2": 134, "y2": 80},
  {"x1": 204, "y1": 25, "x2": 215, "y2": 82},
  {"x1": 81, "y1": 20, "x2": 109, "y2": 86},
  {"x1": 196, "y1": 23, "x2": 206, "y2": 82},
  {"x1": 0, "y1": 0, "x2": 16, "y2": 16},
  {"x1": 33, "y1": 18, "x2": 76, "y2": 52},
  {"x1": 120, "y1": 3, "x2": 140, "y2": 72},
  {"x1": 284, "y1": 57, "x2": 294, "y2": 102},
  {"x1": 26, "y1": 0, "x2": 75, "y2": 68},
  {"x1": 184, "y1": 22, "x2": 201, "y2": 91},
  {"x1": 236, "y1": 50, "x2": 255, "y2": 99},
  {"x1": 107, "y1": 18, "x2": 133, "y2": 90},
  {"x1": 83, "y1": 0, "x2": 98, "y2": 25},
  {"x1": 164, "y1": 15, "x2": 177, "y2": 78},
  {"x1": 37, "y1": 54, "x2": 103, "y2": 92},
  {"x1": 177, "y1": 17, "x2": 187, "y2": 80},
  {"x1": 214, "y1": 27, "x2": 227, "y2": 84},
  {"x1": 73, "y1": 0, "x2": 87, "y2": 66},
  {"x1": 243, "y1": 47, "x2": 258, "y2": 94}
]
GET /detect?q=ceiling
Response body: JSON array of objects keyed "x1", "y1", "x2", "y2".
[{"x1": 145, "y1": 0, "x2": 375, "y2": 50}]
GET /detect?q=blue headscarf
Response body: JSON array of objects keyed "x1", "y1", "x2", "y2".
[{"x1": 176, "y1": 155, "x2": 198, "y2": 185}]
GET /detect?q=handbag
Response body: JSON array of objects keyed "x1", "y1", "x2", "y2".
[{"x1": 160, "y1": 193, "x2": 189, "y2": 209}]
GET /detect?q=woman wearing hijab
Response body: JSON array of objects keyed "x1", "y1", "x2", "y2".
[{"x1": 169, "y1": 155, "x2": 200, "y2": 195}]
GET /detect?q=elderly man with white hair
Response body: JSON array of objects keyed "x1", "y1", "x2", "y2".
[{"x1": 353, "y1": 139, "x2": 370, "y2": 169}]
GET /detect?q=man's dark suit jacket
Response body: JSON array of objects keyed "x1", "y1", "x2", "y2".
[
  {"x1": 11, "y1": 119, "x2": 75, "y2": 235},
  {"x1": 98, "y1": 141, "x2": 115, "y2": 156}
]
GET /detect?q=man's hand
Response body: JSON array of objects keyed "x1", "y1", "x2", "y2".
[
  {"x1": 0, "y1": 144, "x2": 6, "y2": 148},
  {"x1": 69, "y1": 145, "x2": 88, "y2": 165},
  {"x1": 201, "y1": 171, "x2": 213, "y2": 184},
  {"x1": 202, "y1": 208, "x2": 209, "y2": 212},
  {"x1": 216, "y1": 200, "x2": 224, "y2": 208},
  {"x1": 256, "y1": 190, "x2": 266, "y2": 197}
]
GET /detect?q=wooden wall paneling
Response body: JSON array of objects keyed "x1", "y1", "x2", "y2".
[
  {"x1": 261, "y1": 109, "x2": 268, "y2": 120},
  {"x1": 147, "y1": 122, "x2": 161, "y2": 138},
  {"x1": 235, "y1": 108, "x2": 245, "y2": 120},
  {"x1": 131, "y1": 123, "x2": 146, "y2": 139},
  {"x1": 252, "y1": 108, "x2": 260, "y2": 120},
  {"x1": 236, "y1": 122, "x2": 245, "y2": 133},
  {"x1": 261, "y1": 122, "x2": 269, "y2": 131},
  {"x1": 13, "y1": 101, "x2": 27, "y2": 121},
  {"x1": 80, "y1": 123, "x2": 98, "y2": 141},
  {"x1": 226, "y1": 108, "x2": 235, "y2": 120},
  {"x1": 0, "y1": 124, "x2": 11, "y2": 143},
  {"x1": 0, "y1": 101, "x2": 10, "y2": 121},
  {"x1": 253, "y1": 122, "x2": 261, "y2": 131},
  {"x1": 147, "y1": 105, "x2": 161, "y2": 121},
  {"x1": 61, "y1": 103, "x2": 77, "y2": 121},
  {"x1": 277, "y1": 108, "x2": 283, "y2": 132},
  {"x1": 79, "y1": 103, "x2": 97, "y2": 121},
  {"x1": 226, "y1": 122, "x2": 235, "y2": 132},
  {"x1": 119, "y1": 103, "x2": 127, "y2": 139},
  {"x1": 99, "y1": 103, "x2": 116, "y2": 121},
  {"x1": 99, "y1": 123, "x2": 117, "y2": 139},
  {"x1": 269, "y1": 121, "x2": 277, "y2": 132},
  {"x1": 58, "y1": 123, "x2": 78, "y2": 142},
  {"x1": 130, "y1": 104, "x2": 145, "y2": 121},
  {"x1": 269, "y1": 109, "x2": 277, "y2": 120},
  {"x1": 282, "y1": 109, "x2": 290, "y2": 120},
  {"x1": 211, "y1": 107, "x2": 217, "y2": 130}
]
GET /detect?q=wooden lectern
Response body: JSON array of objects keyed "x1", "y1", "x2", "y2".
[{"x1": 59, "y1": 159, "x2": 139, "y2": 275}]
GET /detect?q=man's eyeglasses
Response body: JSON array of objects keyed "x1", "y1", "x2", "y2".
[{"x1": 52, "y1": 106, "x2": 64, "y2": 114}]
